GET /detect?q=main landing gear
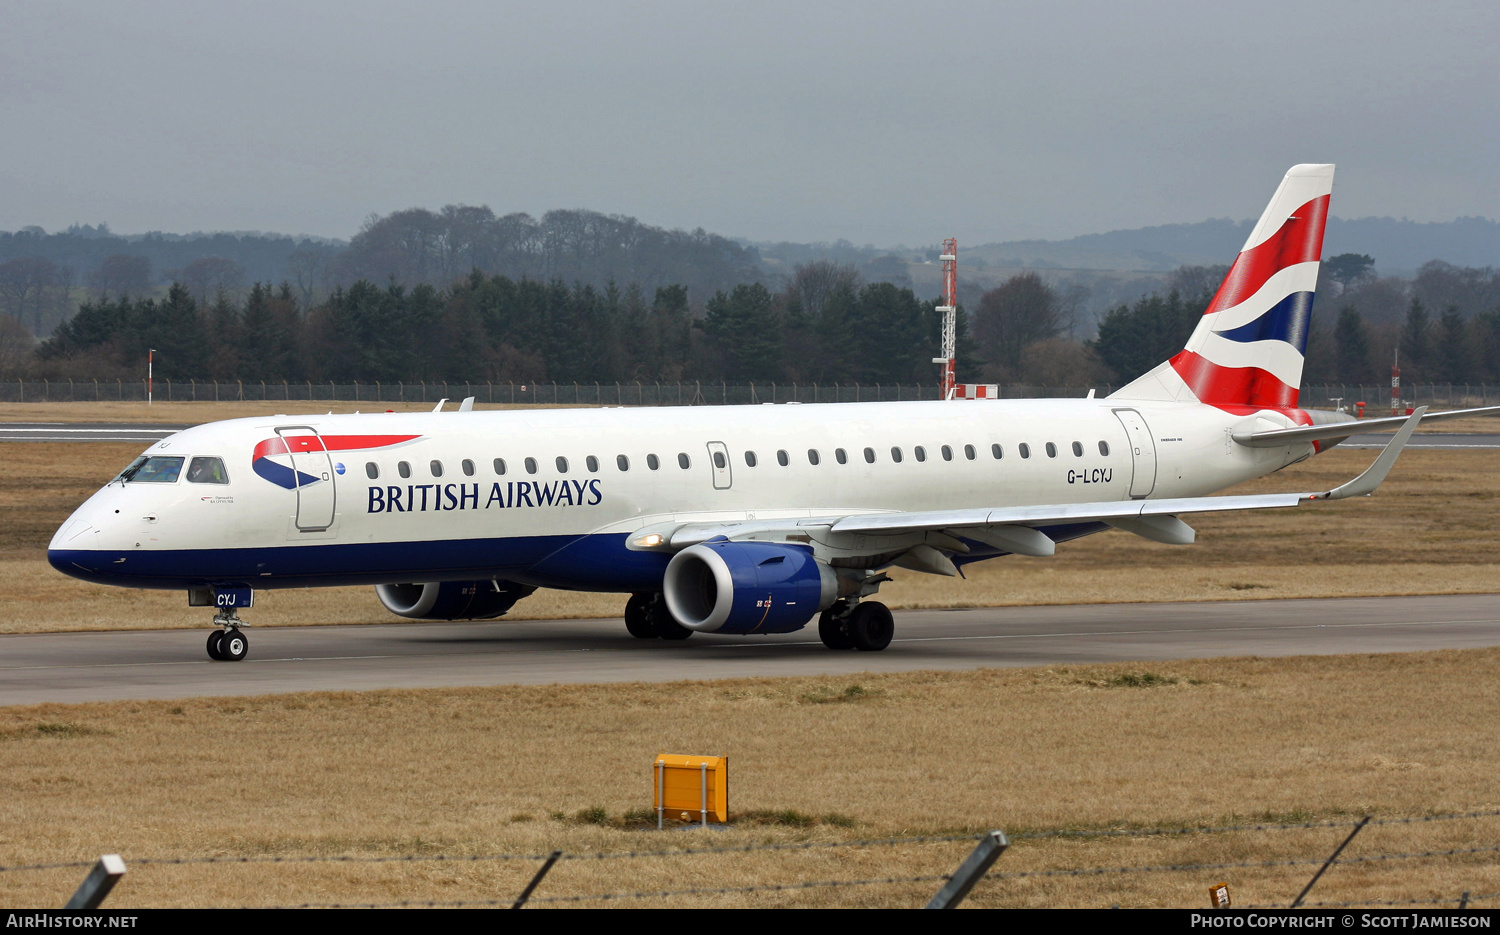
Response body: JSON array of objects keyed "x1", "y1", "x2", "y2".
[
  {"x1": 206, "y1": 607, "x2": 249, "y2": 662},
  {"x1": 624, "y1": 592, "x2": 693, "y2": 641},
  {"x1": 818, "y1": 600, "x2": 894, "y2": 652}
]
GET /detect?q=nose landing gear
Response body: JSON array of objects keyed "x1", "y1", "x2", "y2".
[{"x1": 206, "y1": 607, "x2": 249, "y2": 661}]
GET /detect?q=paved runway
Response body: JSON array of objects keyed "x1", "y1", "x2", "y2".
[
  {"x1": 0, "y1": 422, "x2": 188, "y2": 442},
  {"x1": 1345, "y1": 432, "x2": 1500, "y2": 449},
  {"x1": 3, "y1": 593, "x2": 1497, "y2": 705}
]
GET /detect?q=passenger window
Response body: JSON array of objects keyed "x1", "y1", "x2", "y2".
[
  {"x1": 1046, "y1": 443, "x2": 1057, "y2": 458},
  {"x1": 890, "y1": 447, "x2": 903, "y2": 463},
  {"x1": 777, "y1": 449, "x2": 789, "y2": 466},
  {"x1": 186, "y1": 456, "x2": 229, "y2": 484},
  {"x1": 713, "y1": 451, "x2": 726, "y2": 469},
  {"x1": 677, "y1": 453, "x2": 690, "y2": 469},
  {"x1": 430, "y1": 460, "x2": 443, "y2": 477},
  {"x1": 587, "y1": 455, "x2": 599, "y2": 473},
  {"x1": 835, "y1": 448, "x2": 847, "y2": 464},
  {"x1": 398, "y1": 461, "x2": 412, "y2": 479},
  {"x1": 1072, "y1": 441, "x2": 1084, "y2": 457},
  {"x1": 807, "y1": 449, "x2": 820, "y2": 465},
  {"x1": 647, "y1": 454, "x2": 660, "y2": 471},
  {"x1": 964, "y1": 444, "x2": 976, "y2": 460},
  {"x1": 1019, "y1": 444, "x2": 1031, "y2": 459},
  {"x1": 745, "y1": 451, "x2": 758, "y2": 467},
  {"x1": 366, "y1": 462, "x2": 379, "y2": 480},
  {"x1": 1099, "y1": 441, "x2": 1110, "y2": 456},
  {"x1": 462, "y1": 459, "x2": 475, "y2": 477},
  {"x1": 914, "y1": 446, "x2": 926, "y2": 462},
  {"x1": 863, "y1": 447, "x2": 876, "y2": 463},
  {"x1": 524, "y1": 457, "x2": 538, "y2": 474},
  {"x1": 493, "y1": 458, "x2": 507, "y2": 475},
  {"x1": 556, "y1": 456, "x2": 569, "y2": 473},
  {"x1": 991, "y1": 444, "x2": 1003, "y2": 460},
  {"x1": 617, "y1": 455, "x2": 630, "y2": 471},
  {"x1": 941, "y1": 445, "x2": 953, "y2": 461}
]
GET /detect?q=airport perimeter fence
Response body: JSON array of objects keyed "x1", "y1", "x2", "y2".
[
  {"x1": 9, "y1": 809, "x2": 1500, "y2": 910},
  {"x1": 4, "y1": 379, "x2": 1500, "y2": 411}
]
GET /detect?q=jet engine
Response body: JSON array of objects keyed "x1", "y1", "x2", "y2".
[
  {"x1": 662, "y1": 541, "x2": 837, "y2": 634},
  {"x1": 375, "y1": 579, "x2": 536, "y2": 621}
]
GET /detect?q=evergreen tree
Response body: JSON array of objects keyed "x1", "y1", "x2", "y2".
[
  {"x1": 703, "y1": 283, "x2": 782, "y2": 381},
  {"x1": 1400, "y1": 298, "x2": 1430, "y2": 382},
  {"x1": 1332, "y1": 306, "x2": 1372, "y2": 384}
]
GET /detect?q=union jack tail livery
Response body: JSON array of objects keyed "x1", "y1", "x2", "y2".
[{"x1": 1112, "y1": 164, "x2": 1334, "y2": 412}]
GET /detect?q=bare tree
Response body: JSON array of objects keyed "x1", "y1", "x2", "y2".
[
  {"x1": 177, "y1": 257, "x2": 246, "y2": 307},
  {"x1": 87, "y1": 254, "x2": 153, "y2": 300},
  {"x1": 971, "y1": 272, "x2": 1064, "y2": 381},
  {"x1": 785, "y1": 260, "x2": 861, "y2": 320},
  {"x1": 0, "y1": 257, "x2": 60, "y2": 336}
]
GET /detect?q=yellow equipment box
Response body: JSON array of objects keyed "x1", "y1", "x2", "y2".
[{"x1": 654, "y1": 753, "x2": 728, "y2": 827}]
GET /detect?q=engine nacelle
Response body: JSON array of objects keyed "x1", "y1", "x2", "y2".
[
  {"x1": 663, "y1": 541, "x2": 837, "y2": 634},
  {"x1": 375, "y1": 580, "x2": 536, "y2": 621}
]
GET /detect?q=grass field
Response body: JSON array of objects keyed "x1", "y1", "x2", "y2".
[
  {"x1": 5, "y1": 433, "x2": 1498, "y2": 633},
  {"x1": 1, "y1": 652, "x2": 1497, "y2": 908}
]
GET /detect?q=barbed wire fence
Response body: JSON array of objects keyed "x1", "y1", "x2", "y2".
[
  {"x1": 3, "y1": 379, "x2": 1499, "y2": 411},
  {"x1": 8, "y1": 809, "x2": 1499, "y2": 910}
]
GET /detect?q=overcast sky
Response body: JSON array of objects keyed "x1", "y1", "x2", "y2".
[{"x1": 3, "y1": 0, "x2": 1496, "y2": 246}]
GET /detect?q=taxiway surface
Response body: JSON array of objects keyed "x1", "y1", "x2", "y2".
[{"x1": 3, "y1": 593, "x2": 1496, "y2": 705}]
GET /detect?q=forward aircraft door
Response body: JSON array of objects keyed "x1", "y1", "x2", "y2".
[
  {"x1": 276, "y1": 426, "x2": 337, "y2": 531},
  {"x1": 1112, "y1": 409, "x2": 1157, "y2": 498},
  {"x1": 706, "y1": 441, "x2": 732, "y2": 490}
]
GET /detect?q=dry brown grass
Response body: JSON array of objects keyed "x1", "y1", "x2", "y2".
[
  {"x1": 5, "y1": 437, "x2": 1499, "y2": 633},
  {"x1": 1, "y1": 652, "x2": 1497, "y2": 908}
]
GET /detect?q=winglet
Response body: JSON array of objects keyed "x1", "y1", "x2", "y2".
[{"x1": 1309, "y1": 406, "x2": 1425, "y2": 501}]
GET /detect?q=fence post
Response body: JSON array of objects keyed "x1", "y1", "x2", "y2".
[
  {"x1": 925, "y1": 831, "x2": 1009, "y2": 909},
  {"x1": 1290, "y1": 815, "x2": 1371, "y2": 908},
  {"x1": 63, "y1": 854, "x2": 126, "y2": 910},
  {"x1": 511, "y1": 851, "x2": 563, "y2": 909}
]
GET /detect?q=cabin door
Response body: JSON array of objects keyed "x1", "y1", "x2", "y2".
[
  {"x1": 706, "y1": 441, "x2": 732, "y2": 490},
  {"x1": 276, "y1": 425, "x2": 337, "y2": 531},
  {"x1": 1112, "y1": 409, "x2": 1157, "y2": 498}
]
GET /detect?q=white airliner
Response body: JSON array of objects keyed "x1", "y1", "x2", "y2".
[{"x1": 46, "y1": 165, "x2": 1491, "y2": 661}]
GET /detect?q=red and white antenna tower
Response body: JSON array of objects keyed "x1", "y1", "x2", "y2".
[
  {"x1": 1391, "y1": 348, "x2": 1401, "y2": 415},
  {"x1": 933, "y1": 238, "x2": 958, "y2": 399}
]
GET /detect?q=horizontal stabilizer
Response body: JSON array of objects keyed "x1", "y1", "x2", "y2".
[{"x1": 1233, "y1": 404, "x2": 1500, "y2": 448}]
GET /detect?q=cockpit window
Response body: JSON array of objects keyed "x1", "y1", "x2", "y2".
[
  {"x1": 120, "y1": 456, "x2": 185, "y2": 483},
  {"x1": 186, "y1": 457, "x2": 229, "y2": 484}
]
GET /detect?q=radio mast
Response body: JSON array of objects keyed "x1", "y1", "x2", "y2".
[{"x1": 933, "y1": 238, "x2": 957, "y2": 399}]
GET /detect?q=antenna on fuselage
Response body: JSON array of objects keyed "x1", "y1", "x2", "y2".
[{"x1": 432, "y1": 398, "x2": 448, "y2": 412}]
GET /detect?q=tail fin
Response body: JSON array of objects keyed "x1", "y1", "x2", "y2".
[{"x1": 1111, "y1": 164, "x2": 1334, "y2": 410}]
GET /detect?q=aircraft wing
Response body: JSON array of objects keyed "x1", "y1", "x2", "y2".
[{"x1": 633, "y1": 408, "x2": 1424, "y2": 572}]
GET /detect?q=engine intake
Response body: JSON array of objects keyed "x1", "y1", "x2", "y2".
[
  {"x1": 376, "y1": 579, "x2": 536, "y2": 620},
  {"x1": 663, "y1": 541, "x2": 836, "y2": 634}
]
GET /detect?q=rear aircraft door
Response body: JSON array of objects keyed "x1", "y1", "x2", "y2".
[
  {"x1": 276, "y1": 426, "x2": 337, "y2": 530},
  {"x1": 706, "y1": 441, "x2": 732, "y2": 490},
  {"x1": 1112, "y1": 409, "x2": 1157, "y2": 498}
]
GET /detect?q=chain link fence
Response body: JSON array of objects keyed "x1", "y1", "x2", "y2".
[{"x1": 5, "y1": 379, "x2": 1499, "y2": 409}]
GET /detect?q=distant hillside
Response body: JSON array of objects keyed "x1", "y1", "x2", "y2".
[{"x1": 965, "y1": 216, "x2": 1500, "y2": 274}]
